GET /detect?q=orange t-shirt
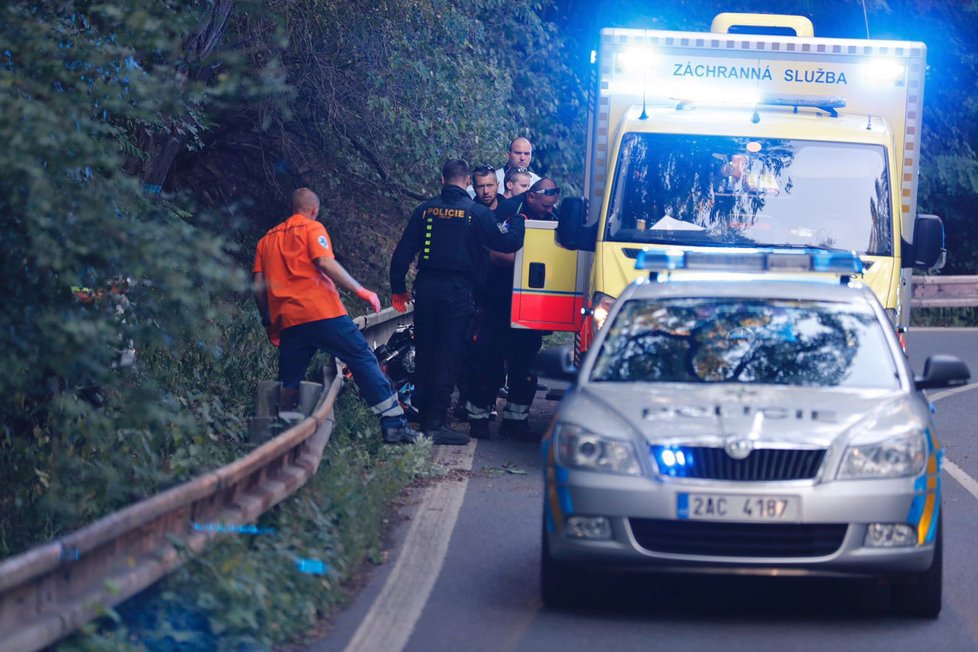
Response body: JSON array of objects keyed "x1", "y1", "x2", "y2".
[{"x1": 253, "y1": 214, "x2": 347, "y2": 329}]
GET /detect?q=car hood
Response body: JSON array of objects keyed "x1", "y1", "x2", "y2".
[{"x1": 561, "y1": 382, "x2": 923, "y2": 449}]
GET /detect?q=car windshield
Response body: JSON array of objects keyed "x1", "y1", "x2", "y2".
[
  {"x1": 590, "y1": 297, "x2": 899, "y2": 388},
  {"x1": 605, "y1": 133, "x2": 892, "y2": 256}
]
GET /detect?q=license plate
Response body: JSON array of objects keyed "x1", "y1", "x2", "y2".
[{"x1": 677, "y1": 493, "x2": 799, "y2": 522}]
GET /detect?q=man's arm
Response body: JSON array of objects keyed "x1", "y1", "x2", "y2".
[
  {"x1": 314, "y1": 257, "x2": 381, "y2": 312},
  {"x1": 489, "y1": 251, "x2": 515, "y2": 266},
  {"x1": 389, "y1": 209, "x2": 425, "y2": 294},
  {"x1": 314, "y1": 257, "x2": 362, "y2": 294},
  {"x1": 475, "y1": 206, "x2": 525, "y2": 254},
  {"x1": 252, "y1": 272, "x2": 270, "y2": 326}
]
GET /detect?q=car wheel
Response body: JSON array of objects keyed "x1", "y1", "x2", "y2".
[
  {"x1": 891, "y1": 514, "x2": 942, "y2": 618},
  {"x1": 540, "y1": 523, "x2": 580, "y2": 609}
]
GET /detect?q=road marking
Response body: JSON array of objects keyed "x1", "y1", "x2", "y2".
[
  {"x1": 344, "y1": 441, "x2": 476, "y2": 652},
  {"x1": 927, "y1": 382, "x2": 978, "y2": 403},
  {"x1": 929, "y1": 386, "x2": 978, "y2": 503},
  {"x1": 945, "y1": 460, "x2": 978, "y2": 503}
]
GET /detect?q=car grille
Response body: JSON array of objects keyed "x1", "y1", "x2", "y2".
[
  {"x1": 629, "y1": 519, "x2": 848, "y2": 558},
  {"x1": 651, "y1": 446, "x2": 825, "y2": 481}
]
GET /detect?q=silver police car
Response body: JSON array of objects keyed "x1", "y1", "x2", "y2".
[{"x1": 538, "y1": 249, "x2": 969, "y2": 617}]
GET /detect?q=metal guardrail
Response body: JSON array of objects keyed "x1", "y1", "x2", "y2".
[
  {"x1": 911, "y1": 275, "x2": 978, "y2": 308},
  {"x1": 0, "y1": 307, "x2": 412, "y2": 652}
]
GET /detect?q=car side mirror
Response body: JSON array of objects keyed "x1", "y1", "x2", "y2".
[
  {"x1": 914, "y1": 354, "x2": 970, "y2": 390},
  {"x1": 556, "y1": 197, "x2": 597, "y2": 252},
  {"x1": 530, "y1": 345, "x2": 578, "y2": 382},
  {"x1": 905, "y1": 214, "x2": 946, "y2": 270}
]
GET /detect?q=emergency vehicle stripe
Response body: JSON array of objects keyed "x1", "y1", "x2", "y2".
[
  {"x1": 543, "y1": 430, "x2": 574, "y2": 532},
  {"x1": 907, "y1": 430, "x2": 941, "y2": 545},
  {"x1": 511, "y1": 291, "x2": 585, "y2": 332}
]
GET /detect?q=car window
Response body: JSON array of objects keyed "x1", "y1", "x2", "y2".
[{"x1": 589, "y1": 297, "x2": 899, "y2": 388}]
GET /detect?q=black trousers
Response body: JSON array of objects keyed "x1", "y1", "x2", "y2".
[
  {"x1": 413, "y1": 273, "x2": 474, "y2": 430},
  {"x1": 467, "y1": 294, "x2": 543, "y2": 413}
]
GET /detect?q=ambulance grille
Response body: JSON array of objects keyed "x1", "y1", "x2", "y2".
[
  {"x1": 629, "y1": 519, "x2": 848, "y2": 558},
  {"x1": 651, "y1": 446, "x2": 825, "y2": 481}
]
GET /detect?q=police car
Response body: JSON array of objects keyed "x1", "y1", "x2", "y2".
[{"x1": 536, "y1": 249, "x2": 969, "y2": 617}]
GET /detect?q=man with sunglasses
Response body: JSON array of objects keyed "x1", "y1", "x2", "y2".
[
  {"x1": 471, "y1": 165, "x2": 504, "y2": 211},
  {"x1": 465, "y1": 178, "x2": 559, "y2": 439}
]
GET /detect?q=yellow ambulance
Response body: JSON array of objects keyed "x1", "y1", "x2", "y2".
[{"x1": 512, "y1": 12, "x2": 946, "y2": 357}]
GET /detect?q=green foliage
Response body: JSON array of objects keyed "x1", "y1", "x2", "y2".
[
  {"x1": 0, "y1": 0, "x2": 284, "y2": 555},
  {"x1": 55, "y1": 391, "x2": 439, "y2": 651}
]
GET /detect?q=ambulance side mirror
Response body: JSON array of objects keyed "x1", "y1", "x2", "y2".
[
  {"x1": 905, "y1": 214, "x2": 946, "y2": 270},
  {"x1": 556, "y1": 197, "x2": 597, "y2": 252}
]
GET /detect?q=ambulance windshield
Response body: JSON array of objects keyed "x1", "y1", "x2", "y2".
[{"x1": 605, "y1": 133, "x2": 892, "y2": 255}]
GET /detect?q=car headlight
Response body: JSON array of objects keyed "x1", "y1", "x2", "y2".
[
  {"x1": 555, "y1": 423, "x2": 640, "y2": 476},
  {"x1": 590, "y1": 292, "x2": 616, "y2": 334},
  {"x1": 837, "y1": 431, "x2": 927, "y2": 479}
]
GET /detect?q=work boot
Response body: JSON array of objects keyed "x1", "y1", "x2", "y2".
[
  {"x1": 382, "y1": 423, "x2": 423, "y2": 445},
  {"x1": 469, "y1": 419, "x2": 490, "y2": 440},
  {"x1": 425, "y1": 425, "x2": 470, "y2": 446},
  {"x1": 499, "y1": 419, "x2": 533, "y2": 440}
]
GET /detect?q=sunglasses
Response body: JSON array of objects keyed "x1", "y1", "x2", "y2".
[
  {"x1": 531, "y1": 187, "x2": 560, "y2": 196},
  {"x1": 472, "y1": 165, "x2": 495, "y2": 176}
]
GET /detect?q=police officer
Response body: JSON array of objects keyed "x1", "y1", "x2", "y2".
[
  {"x1": 466, "y1": 178, "x2": 560, "y2": 439},
  {"x1": 390, "y1": 160, "x2": 526, "y2": 445}
]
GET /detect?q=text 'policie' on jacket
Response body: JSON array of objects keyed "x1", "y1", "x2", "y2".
[{"x1": 389, "y1": 185, "x2": 526, "y2": 294}]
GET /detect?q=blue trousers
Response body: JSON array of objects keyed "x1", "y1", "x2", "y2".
[{"x1": 278, "y1": 316, "x2": 404, "y2": 426}]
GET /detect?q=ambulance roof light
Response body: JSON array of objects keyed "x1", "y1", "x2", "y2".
[{"x1": 635, "y1": 248, "x2": 864, "y2": 278}]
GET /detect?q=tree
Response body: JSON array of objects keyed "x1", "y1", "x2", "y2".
[{"x1": 0, "y1": 1, "x2": 276, "y2": 555}]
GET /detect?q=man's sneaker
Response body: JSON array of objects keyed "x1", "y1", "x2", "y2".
[
  {"x1": 382, "y1": 424, "x2": 422, "y2": 444},
  {"x1": 469, "y1": 419, "x2": 490, "y2": 440},
  {"x1": 425, "y1": 426, "x2": 470, "y2": 446},
  {"x1": 499, "y1": 419, "x2": 533, "y2": 440}
]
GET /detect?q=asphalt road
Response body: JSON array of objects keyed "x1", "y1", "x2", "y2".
[{"x1": 308, "y1": 329, "x2": 978, "y2": 652}]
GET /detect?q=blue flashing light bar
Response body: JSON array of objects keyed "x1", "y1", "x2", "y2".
[{"x1": 635, "y1": 248, "x2": 864, "y2": 275}]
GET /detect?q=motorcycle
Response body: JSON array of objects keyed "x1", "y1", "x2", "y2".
[{"x1": 373, "y1": 324, "x2": 420, "y2": 422}]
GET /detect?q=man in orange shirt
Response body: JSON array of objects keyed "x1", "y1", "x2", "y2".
[{"x1": 253, "y1": 188, "x2": 418, "y2": 444}]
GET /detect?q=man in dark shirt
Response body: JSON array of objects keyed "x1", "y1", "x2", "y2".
[
  {"x1": 465, "y1": 179, "x2": 559, "y2": 439},
  {"x1": 390, "y1": 160, "x2": 526, "y2": 445}
]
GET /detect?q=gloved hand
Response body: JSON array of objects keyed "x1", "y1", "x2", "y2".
[
  {"x1": 356, "y1": 286, "x2": 382, "y2": 313},
  {"x1": 392, "y1": 292, "x2": 412, "y2": 313},
  {"x1": 266, "y1": 325, "x2": 280, "y2": 348}
]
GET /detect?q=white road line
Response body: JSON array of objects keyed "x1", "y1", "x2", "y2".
[
  {"x1": 945, "y1": 460, "x2": 978, "y2": 503},
  {"x1": 927, "y1": 382, "x2": 978, "y2": 403},
  {"x1": 929, "y1": 385, "x2": 978, "y2": 503},
  {"x1": 344, "y1": 441, "x2": 476, "y2": 652}
]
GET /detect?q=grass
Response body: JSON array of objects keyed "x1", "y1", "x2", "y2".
[{"x1": 55, "y1": 390, "x2": 440, "y2": 652}]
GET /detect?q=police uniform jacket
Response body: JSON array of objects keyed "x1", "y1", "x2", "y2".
[{"x1": 390, "y1": 185, "x2": 525, "y2": 295}]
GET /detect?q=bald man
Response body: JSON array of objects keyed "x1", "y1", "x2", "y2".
[
  {"x1": 495, "y1": 137, "x2": 541, "y2": 189},
  {"x1": 465, "y1": 137, "x2": 541, "y2": 199},
  {"x1": 254, "y1": 188, "x2": 419, "y2": 444}
]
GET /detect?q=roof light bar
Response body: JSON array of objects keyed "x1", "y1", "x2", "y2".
[{"x1": 635, "y1": 248, "x2": 864, "y2": 275}]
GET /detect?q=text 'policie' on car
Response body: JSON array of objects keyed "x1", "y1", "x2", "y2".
[{"x1": 534, "y1": 248, "x2": 970, "y2": 618}]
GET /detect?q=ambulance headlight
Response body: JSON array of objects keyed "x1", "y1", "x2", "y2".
[
  {"x1": 864, "y1": 58, "x2": 905, "y2": 84},
  {"x1": 616, "y1": 47, "x2": 656, "y2": 76},
  {"x1": 591, "y1": 292, "x2": 616, "y2": 333}
]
